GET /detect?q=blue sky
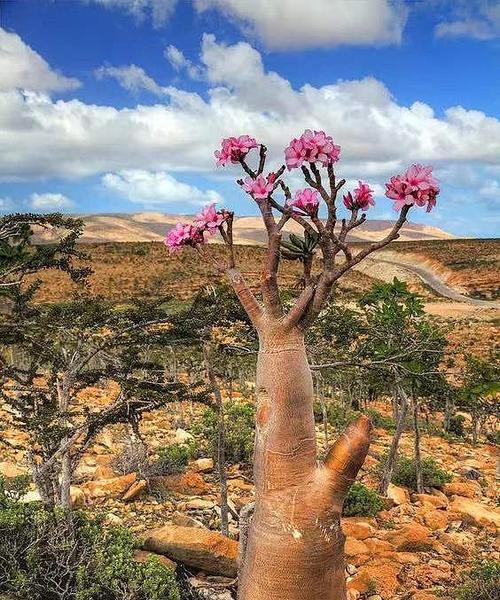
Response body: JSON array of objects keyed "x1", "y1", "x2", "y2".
[{"x1": 0, "y1": 0, "x2": 499, "y2": 237}]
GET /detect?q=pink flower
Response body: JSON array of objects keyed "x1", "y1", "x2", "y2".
[
  {"x1": 385, "y1": 165, "x2": 439, "y2": 212},
  {"x1": 165, "y1": 223, "x2": 204, "y2": 253},
  {"x1": 194, "y1": 203, "x2": 226, "y2": 233},
  {"x1": 287, "y1": 188, "x2": 319, "y2": 216},
  {"x1": 285, "y1": 129, "x2": 341, "y2": 170},
  {"x1": 215, "y1": 135, "x2": 258, "y2": 166},
  {"x1": 241, "y1": 174, "x2": 275, "y2": 199},
  {"x1": 344, "y1": 181, "x2": 375, "y2": 211}
]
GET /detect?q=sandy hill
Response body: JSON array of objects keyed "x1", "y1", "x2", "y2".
[{"x1": 77, "y1": 212, "x2": 454, "y2": 244}]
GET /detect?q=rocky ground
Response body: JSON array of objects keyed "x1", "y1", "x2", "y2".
[{"x1": 1, "y1": 393, "x2": 498, "y2": 600}]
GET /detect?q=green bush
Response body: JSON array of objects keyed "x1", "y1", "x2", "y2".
[
  {"x1": 342, "y1": 483, "x2": 383, "y2": 517},
  {"x1": 448, "y1": 414, "x2": 466, "y2": 437},
  {"x1": 193, "y1": 401, "x2": 256, "y2": 465},
  {"x1": 366, "y1": 409, "x2": 395, "y2": 432},
  {"x1": 453, "y1": 560, "x2": 500, "y2": 600},
  {"x1": 0, "y1": 478, "x2": 180, "y2": 600},
  {"x1": 313, "y1": 402, "x2": 359, "y2": 432},
  {"x1": 386, "y1": 454, "x2": 452, "y2": 490},
  {"x1": 153, "y1": 443, "x2": 195, "y2": 476}
]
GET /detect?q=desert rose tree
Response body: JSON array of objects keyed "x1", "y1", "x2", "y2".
[{"x1": 165, "y1": 131, "x2": 440, "y2": 600}]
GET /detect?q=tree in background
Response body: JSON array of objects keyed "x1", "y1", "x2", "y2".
[
  {"x1": 459, "y1": 354, "x2": 499, "y2": 444},
  {"x1": 0, "y1": 214, "x2": 206, "y2": 510},
  {"x1": 165, "y1": 130, "x2": 440, "y2": 600},
  {"x1": 0, "y1": 213, "x2": 89, "y2": 313},
  {"x1": 165, "y1": 285, "x2": 257, "y2": 536},
  {"x1": 357, "y1": 280, "x2": 446, "y2": 494}
]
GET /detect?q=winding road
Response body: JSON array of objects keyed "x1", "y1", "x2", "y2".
[{"x1": 372, "y1": 255, "x2": 500, "y2": 310}]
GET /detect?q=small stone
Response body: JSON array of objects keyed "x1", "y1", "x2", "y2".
[
  {"x1": 175, "y1": 428, "x2": 194, "y2": 445},
  {"x1": 192, "y1": 458, "x2": 214, "y2": 473},
  {"x1": 387, "y1": 483, "x2": 410, "y2": 506}
]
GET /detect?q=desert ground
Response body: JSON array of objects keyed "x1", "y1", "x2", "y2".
[{"x1": 2, "y1": 237, "x2": 498, "y2": 600}]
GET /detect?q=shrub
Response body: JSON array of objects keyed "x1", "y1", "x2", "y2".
[
  {"x1": 448, "y1": 414, "x2": 466, "y2": 437},
  {"x1": 193, "y1": 401, "x2": 256, "y2": 465},
  {"x1": 153, "y1": 443, "x2": 195, "y2": 476},
  {"x1": 0, "y1": 478, "x2": 180, "y2": 600},
  {"x1": 366, "y1": 409, "x2": 395, "y2": 432},
  {"x1": 453, "y1": 560, "x2": 500, "y2": 600},
  {"x1": 386, "y1": 454, "x2": 452, "y2": 490},
  {"x1": 113, "y1": 441, "x2": 150, "y2": 477},
  {"x1": 342, "y1": 483, "x2": 383, "y2": 517},
  {"x1": 313, "y1": 402, "x2": 359, "y2": 432}
]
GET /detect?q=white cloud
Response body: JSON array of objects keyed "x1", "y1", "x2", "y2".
[
  {"x1": 95, "y1": 64, "x2": 166, "y2": 95},
  {"x1": 102, "y1": 170, "x2": 223, "y2": 206},
  {"x1": 194, "y1": 0, "x2": 408, "y2": 49},
  {"x1": 29, "y1": 193, "x2": 74, "y2": 209},
  {"x1": 85, "y1": 0, "x2": 178, "y2": 27},
  {"x1": 0, "y1": 28, "x2": 80, "y2": 93},
  {"x1": 435, "y1": 0, "x2": 500, "y2": 40},
  {"x1": 164, "y1": 45, "x2": 203, "y2": 79},
  {"x1": 0, "y1": 35, "x2": 499, "y2": 185}
]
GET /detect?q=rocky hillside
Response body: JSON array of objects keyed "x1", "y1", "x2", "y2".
[
  {"x1": 75, "y1": 212, "x2": 454, "y2": 244},
  {"x1": 1, "y1": 391, "x2": 498, "y2": 600}
]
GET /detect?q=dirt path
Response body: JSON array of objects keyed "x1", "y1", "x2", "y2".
[{"x1": 372, "y1": 255, "x2": 500, "y2": 309}]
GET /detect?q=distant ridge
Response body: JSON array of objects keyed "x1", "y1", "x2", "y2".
[{"x1": 75, "y1": 212, "x2": 455, "y2": 244}]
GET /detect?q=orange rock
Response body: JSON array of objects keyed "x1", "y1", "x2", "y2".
[
  {"x1": 422, "y1": 509, "x2": 449, "y2": 531},
  {"x1": 81, "y1": 472, "x2": 137, "y2": 499},
  {"x1": 123, "y1": 479, "x2": 147, "y2": 502},
  {"x1": 442, "y1": 481, "x2": 482, "y2": 499},
  {"x1": 150, "y1": 472, "x2": 210, "y2": 496},
  {"x1": 387, "y1": 483, "x2": 410, "y2": 506},
  {"x1": 345, "y1": 537, "x2": 369, "y2": 556},
  {"x1": 348, "y1": 559, "x2": 401, "y2": 596},
  {"x1": 93, "y1": 465, "x2": 116, "y2": 480},
  {"x1": 342, "y1": 518, "x2": 376, "y2": 540},
  {"x1": 413, "y1": 561, "x2": 453, "y2": 587},
  {"x1": 70, "y1": 486, "x2": 86, "y2": 508},
  {"x1": 191, "y1": 458, "x2": 214, "y2": 473},
  {"x1": 448, "y1": 496, "x2": 500, "y2": 528},
  {"x1": 0, "y1": 461, "x2": 25, "y2": 478},
  {"x1": 363, "y1": 538, "x2": 394, "y2": 553},
  {"x1": 134, "y1": 549, "x2": 176, "y2": 571},
  {"x1": 143, "y1": 525, "x2": 238, "y2": 577},
  {"x1": 412, "y1": 493, "x2": 448, "y2": 509},
  {"x1": 386, "y1": 523, "x2": 433, "y2": 552},
  {"x1": 227, "y1": 478, "x2": 253, "y2": 492}
]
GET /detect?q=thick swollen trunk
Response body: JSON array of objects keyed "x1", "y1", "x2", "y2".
[{"x1": 238, "y1": 327, "x2": 370, "y2": 600}]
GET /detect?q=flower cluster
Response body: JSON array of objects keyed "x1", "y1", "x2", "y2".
[
  {"x1": 343, "y1": 181, "x2": 375, "y2": 211},
  {"x1": 287, "y1": 188, "x2": 319, "y2": 216},
  {"x1": 241, "y1": 173, "x2": 276, "y2": 199},
  {"x1": 385, "y1": 164, "x2": 439, "y2": 212},
  {"x1": 285, "y1": 129, "x2": 341, "y2": 170},
  {"x1": 215, "y1": 135, "x2": 258, "y2": 166},
  {"x1": 165, "y1": 203, "x2": 228, "y2": 252}
]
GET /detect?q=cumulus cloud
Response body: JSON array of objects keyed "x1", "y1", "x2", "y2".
[
  {"x1": 0, "y1": 28, "x2": 80, "y2": 93},
  {"x1": 102, "y1": 170, "x2": 223, "y2": 206},
  {"x1": 435, "y1": 0, "x2": 500, "y2": 40},
  {"x1": 194, "y1": 0, "x2": 408, "y2": 49},
  {"x1": 164, "y1": 45, "x2": 203, "y2": 79},
  {"x1": 85, "y1": 0, "x2": 178, "y2": 27},
  {"x1": 29, "y1": 193, "x2": 75, "y2": 209},
  {"x1": 95, "y1": 64, "x2": 166, "y2": 95},
  {"x1": 0, "y1": 34, "x2": 499, "y2": 185}
]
